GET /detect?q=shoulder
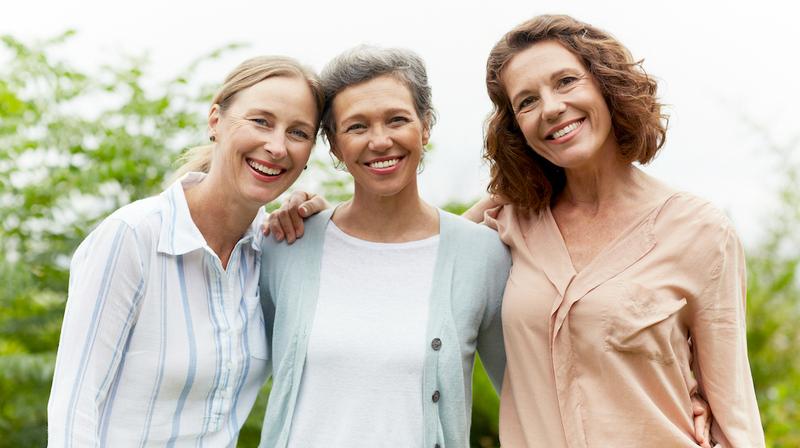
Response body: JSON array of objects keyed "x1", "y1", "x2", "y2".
[
  {"x1": 653, "y1": 192, "x2": 743, "y2": 270},
  {"x1": 655, "y1": 191, "x2": 738, "y2": 238},
  {"x1": 440, "y1": 210, "x2": 511, "y2": 267},
  {"x1": 261, "y1": 209, "x2": 331, "y2": 262},
  {"x1": 80, "y1": 195, "x2": 164, "y2": 251},
  {"x1": 104, "y1": 195, "x2": 164, "y2": 231}
]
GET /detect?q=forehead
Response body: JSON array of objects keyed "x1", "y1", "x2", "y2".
[
  {"x1": 229, "y1": 75, "x2": 316, "y2": 113},
  {"x1": 332, "y1": 75, "x2": 415, "y2": 120},
  {"x1": 501, "y1": 40, "x2": 585, "y2": 92}
]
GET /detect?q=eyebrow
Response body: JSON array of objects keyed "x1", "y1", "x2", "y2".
[
  {"x1": 509, "y1": 67, "x2": 584, "y2": 108},
  {"x1": 338, "y1": 107, "x2": 416, "y2": 126},
  {"x1": 246, "y1": 108, "x2": 315, "y2": 129}
]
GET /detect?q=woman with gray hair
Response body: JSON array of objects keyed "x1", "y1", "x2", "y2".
[{"x1": 257, "y1": 45, "x2": 510, "y2": 447}]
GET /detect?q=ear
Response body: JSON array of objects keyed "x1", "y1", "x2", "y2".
[
  {"x1": 329, "y1": 140, "x2": 343, "y2": 163},
  {"x1": 208, "y1": 104, "x2": 221, "y2": 140},
  {"x1": 422, "y1": 125, "x2": 431, "y2": 146}
]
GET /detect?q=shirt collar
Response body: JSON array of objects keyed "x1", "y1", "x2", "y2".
[
  {"x1": 156, "y1": 172, "x2": 265, "y2": 256},
  {"x1": 157, "y1": 172, "x2": 209, "y2": 255},
  {"x1": 158, "y1": 172, "x2": 265, "y2": 255}
]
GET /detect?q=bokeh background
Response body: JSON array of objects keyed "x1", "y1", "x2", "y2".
[{"x1": 1, "y1": 1, "x2": 798, "y2": 446}]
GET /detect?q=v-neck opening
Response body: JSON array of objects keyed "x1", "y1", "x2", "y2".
[{"x1": 545, "y1": 192, "x2": 678, "y2": 277}]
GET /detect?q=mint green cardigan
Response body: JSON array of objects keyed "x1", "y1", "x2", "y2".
[{"x1": 258, "y1": 209, "x2": 511, "y2": 448}]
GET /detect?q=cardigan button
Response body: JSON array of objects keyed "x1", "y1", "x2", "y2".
[
  {"x1": 431, "y1": 338, "x2": 442, "y2": 351},
  {"x1": 432, "y1": 390, "x2": 440, "y2": 403}
]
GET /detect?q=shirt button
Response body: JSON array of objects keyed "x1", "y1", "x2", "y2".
[
  {"x1": 226, "y1": 361, "x2": 234, "y2": 369},
  {"x1": 432, "y1": 390, "x2": 440, "y2": 403},
  {"x1": 434, "y1": 444, "x2": 441, "y2": 448},
  {"x1": 431, "y1": 338, "x2": 442, "y2": 351}
]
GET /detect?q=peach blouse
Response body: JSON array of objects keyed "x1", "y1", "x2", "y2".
[{"x1": 488, "y1": 192, "x2": 764, "y2": 447}]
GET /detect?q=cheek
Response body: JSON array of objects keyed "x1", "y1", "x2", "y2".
[
  {"x1": 517, "y1": 116, "x2": 541, "y2": 149},
  {"x1": 290, "y1": 142, "x2": 314, "y2": 164}
]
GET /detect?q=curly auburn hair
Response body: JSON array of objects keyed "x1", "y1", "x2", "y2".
[{"x1": 484, "y1": 14, "x2": 668, "y2": 212}]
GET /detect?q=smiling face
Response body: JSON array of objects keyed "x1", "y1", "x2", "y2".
[
  {"x1": 330, "y1": 75, "x2": 430, "y2": 199},
  {"x1": 502, "y1": 40, "x2": 616, "y2": 171},
  {"x1": 208, "y1": 75, "x2": 318, "y2": 208}
]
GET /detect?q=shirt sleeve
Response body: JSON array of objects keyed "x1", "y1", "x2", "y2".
[
  {"x1": 690, "y1": 225, "x2": 765, "y2": 447},
  {"x1": 476, "y1": 234, "x2": 512, "y2": 393},
  {"x1": 47, "y1": 219, "x2": 146, "y2": 447}
]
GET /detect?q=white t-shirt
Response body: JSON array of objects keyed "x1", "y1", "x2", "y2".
[{"x1": 286, "y1": 220, "x2": 439, "y2": 448}]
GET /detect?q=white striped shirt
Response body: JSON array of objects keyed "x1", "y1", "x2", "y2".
[{"x1": 48, "y1": 173, "x2": 269, "y2": 448}]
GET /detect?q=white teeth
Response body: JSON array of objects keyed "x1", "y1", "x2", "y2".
[
  {"x1": 367, "y1": 158, "x2": 400, "y2": 169},
  {"x1": 550, "y1": 120, "x2": 582, "y2": 139},
  {"x1": 248, "y1": 160, "x2": 282, "y2": 176}
]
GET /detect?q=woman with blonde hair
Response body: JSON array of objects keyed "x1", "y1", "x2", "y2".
[{"x1": 48, "y1": 55, "x2": 323, "y2": 447}]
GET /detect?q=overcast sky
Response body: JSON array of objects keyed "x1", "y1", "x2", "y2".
[{"x1": 3, "y1": 0, "x2": 799, "y2": 245}]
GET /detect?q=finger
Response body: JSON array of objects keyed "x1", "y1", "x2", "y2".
[
  {"x1": 289, "y1": 207, "x2": 304, "y2": 239},
  {"x1": 261, "y1": 221, "x2": 270, "y2": 236},
  {"x1": 702, "y1": 409, "x2": 712, "y2": 448},
  {"x1": 268, "y1": 216, "x2": 284, "y2": 241},
  {"x1": 286, "y1": 190, "x2": 309, "y2": 210},
  {"x1": 298, "y1": 195, "x2": 328, "y2": 218},
  {"x1": 276, "y1": 210, "x2": 297, "y2": 244},
  {"x1": 691, "y1": 397, "x2": 710, "y2": 448},
  {"x1": 694, "y1": 415, "x2": 707, "y2": 447}
]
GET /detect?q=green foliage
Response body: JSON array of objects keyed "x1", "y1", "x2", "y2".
[{"x1": 745, "y1": 157, "x2": 800, "y2": 447}]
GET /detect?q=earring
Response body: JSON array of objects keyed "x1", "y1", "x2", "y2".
[
  {"x1": 209, "y1": 135, "x2": 216, "y2": 142},
  {"x1": 304, "y1": 165, "x2": 308, "y2": 170}
]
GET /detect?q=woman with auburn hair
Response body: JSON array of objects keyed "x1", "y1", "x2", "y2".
[
  {"x1": 471, "y1": 14, "x2": 764, "y2": 447},
  {"x1": 47, "y1": 56, "x2": 323, "y2": 447}
]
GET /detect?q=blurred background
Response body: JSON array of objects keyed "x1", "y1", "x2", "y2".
[{"x1": 1, "y1": 1, "x2": 798, "y2": 446}]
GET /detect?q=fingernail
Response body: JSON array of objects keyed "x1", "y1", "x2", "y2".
[{"x1": 299, "y1": 206, "x2": 307, "y2": 216}]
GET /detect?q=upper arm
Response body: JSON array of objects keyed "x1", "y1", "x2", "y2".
[
  {"x1": 48, "y1": 220, "x2": 146, "y2": 445},
  {"x1": 690, "y1": 227, "x2": 764, "y2": 446},
  {"x1": 476, "y1": 235, "x2": 512, "y2": 392}
]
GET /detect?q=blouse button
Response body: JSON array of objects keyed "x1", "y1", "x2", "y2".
[
  {"x1": 432, "y1": 390, "x2": 440, "y2": 403},
  {"x1": 431, "y1": 338, "x2": 442, "y2": 351}
]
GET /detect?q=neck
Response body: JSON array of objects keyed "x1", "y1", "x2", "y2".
[
  {"x1": 184, "y1": 174, "x2": 260, "y2": 268},
  {"x1": 334, "y1": 182, "x2": 438, "y2": 242}
]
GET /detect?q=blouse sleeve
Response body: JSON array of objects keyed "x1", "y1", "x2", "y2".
[
  {"x1": 47, "y1": 219, "x2": 146, "y2": 447},
  {"x1": 690, "y1": 225, "x2": 765, "y2": 447}
]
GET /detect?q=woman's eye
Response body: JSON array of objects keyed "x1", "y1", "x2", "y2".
[
  {"x1": 250, "y1": 118, "x2": 270, "y2": 127},
  {"x1": 389, "y1": 116, "x2": 410, "y2": 124},
  {"x1": 345, "y1": 123, "x2": 366, "y2": 133},
  {"x1": 289, "y1": 129, "x2": 311, "y2": 140},
  {"x1": 517, "y1": 96, "x2": 538, "y2": 111},
  {"x1": 558, "y1": 76, "x2": 579, "y2": 88}
]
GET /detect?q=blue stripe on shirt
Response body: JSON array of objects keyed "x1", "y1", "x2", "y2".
[
  {"x1": 64, "y1": 223, "x2": 127, "y2": 448},
  {"x1": 139, "y1": 255, "x2": 169, "y2": 448},
  {"x1": 167, "y1": 254, "x2": 198, "y2": 448},
  {"x1": 97, "y1": 275, "x2": 146, "y2": 445},
  {"x1": 197, "y1": 254, "x2": 224, "y2": 447}
]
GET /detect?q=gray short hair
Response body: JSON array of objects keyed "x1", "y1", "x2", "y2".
[{"x1": 319, "y1": 45, "x2": 437, "y2": 144}]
